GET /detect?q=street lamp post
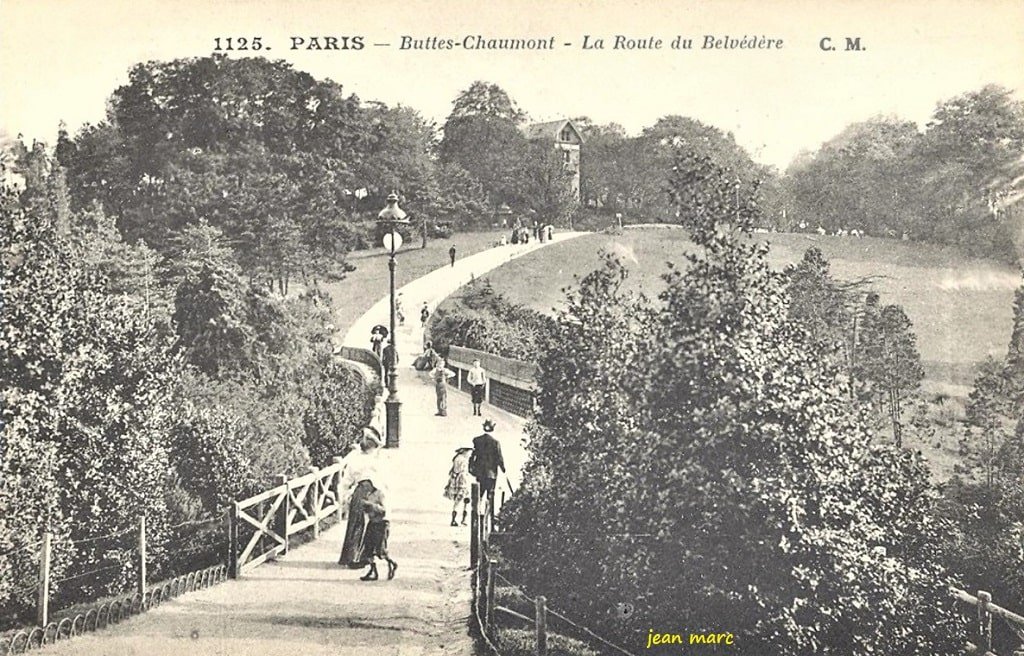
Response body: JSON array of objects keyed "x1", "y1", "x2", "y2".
[{"x1": 378, "y1": 192, "x2": 409, "y2": 448}]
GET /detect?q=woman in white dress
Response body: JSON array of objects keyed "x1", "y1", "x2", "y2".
[{"x1": 338, "y1": 427, "x2": 385, "y2": 568}]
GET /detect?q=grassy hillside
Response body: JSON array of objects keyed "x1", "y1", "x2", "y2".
[
  {"x1": 475, "y1": 227, "x2": 1019, "y2": 396},
  {"x1": 322, "y1": 230, "x2": 506, "y2": 338}
]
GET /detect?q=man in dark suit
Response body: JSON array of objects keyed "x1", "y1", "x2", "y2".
[{"x1": 469, "y1": 419, "x2": 505, "y2": 511}]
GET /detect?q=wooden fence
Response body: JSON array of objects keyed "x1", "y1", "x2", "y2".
[
  {"x1": 950, "y1": 587, "x2": 1024, "y2": 656},
  {"x1": 447, "y1": 346, "x2": 538, "y2": 418},
  {"x1": 229, "y1": 461, "x2": 344, "y2": 576},
  {"x1": 468, "y1": 483, "x2": 639, "y2": 656}
]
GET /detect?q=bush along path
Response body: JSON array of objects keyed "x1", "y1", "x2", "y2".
[{"x1": 37, "y1": 232, "x2": 584, "y2": 656}]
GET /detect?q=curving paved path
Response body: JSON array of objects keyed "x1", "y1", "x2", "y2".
[{"x1": 43, "y1": 232, "x2": 584, "y2": 656}]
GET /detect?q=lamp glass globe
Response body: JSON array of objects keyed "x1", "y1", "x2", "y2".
[{"x1": 382, "y1": 230, "x2": 403, "y2": 252}]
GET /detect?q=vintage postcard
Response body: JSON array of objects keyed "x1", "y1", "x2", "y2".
[{"x1": 2, "y1": 1, "x2": 1024, "y2": 655}]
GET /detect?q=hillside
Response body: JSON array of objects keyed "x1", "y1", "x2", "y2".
[{"x1": 475, "y1": 227, "x2": 1019, "y2": 395}]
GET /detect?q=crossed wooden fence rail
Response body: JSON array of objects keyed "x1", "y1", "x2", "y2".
[
  {"x1": 229, "y1": 461, "x2": 345, "y2": 576},
  {"x1": 2, "y1": 460, "x2": 347, "y2": 654}
]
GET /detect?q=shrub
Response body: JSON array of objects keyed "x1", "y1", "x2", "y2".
[{"x1": 494, "y1": 628, "x2": 599, "y2": 656}]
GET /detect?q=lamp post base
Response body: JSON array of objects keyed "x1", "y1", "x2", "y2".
[{"x1": 385, "y1": 399, "x2": 401, "y2": 448}]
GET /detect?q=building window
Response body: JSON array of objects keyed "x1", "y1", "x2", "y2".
[
  {"x1": 563, "y1": 150, "x2": 571, "y2": 163},
  {"x1": 560, "y1": 127, "x2": 573, "y2": 142}
]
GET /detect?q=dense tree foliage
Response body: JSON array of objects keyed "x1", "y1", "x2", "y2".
[
  {"x1": 439, "y1": 81, "x2": 578, "y2": 223},
  {"x1": 783, "y1": 85, "x2": 1024, "y2": 261},
  {"x1": 1, "y1": 144, "x2": 372, "y2": 625},
  {"x1": 501, "y1": 151, "x2": 964, "y2": 655},
  {"x1": 576, "y1": 114, "x2": 778, "y2": 224}
]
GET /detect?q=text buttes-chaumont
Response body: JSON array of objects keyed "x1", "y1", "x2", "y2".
[{"x1": 399, "y1": 35, "x2": 557, "y2": 50}]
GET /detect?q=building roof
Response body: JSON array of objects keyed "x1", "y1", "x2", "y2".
[{"x1": 521, "y1": 118, "x2": 584, "y2": 144}]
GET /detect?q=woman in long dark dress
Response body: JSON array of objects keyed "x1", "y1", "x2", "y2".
[{"x1": 338, "y1": 427, "x2": 383, "y2": 568}]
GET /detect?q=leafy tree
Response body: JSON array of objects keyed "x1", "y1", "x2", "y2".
[
  {"x1": 856, "y1": 303, "x2": 925, "y2": 446},
  {"x1": 2, "y1": 165, "x2": 181, "y2": 606},
  {"x1": 502, "y1": 149, "x2": 963, "y2": 655},
  {"x1": 448, "y1": 80, "x2": 526, "y2": 124},
  {"x1": 784, "y1": 117, "x2": 918, "y2": 235},
  {"x1": 439, "y1": 113, "x2": 530, "y2": 208},
  {"x1": 965, "y1": 357, "x2": 1013, "y2": 488}
]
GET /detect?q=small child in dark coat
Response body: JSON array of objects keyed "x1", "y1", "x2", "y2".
[{"x1": 360, "y1": 485, "x2": 397, "y2": 581}]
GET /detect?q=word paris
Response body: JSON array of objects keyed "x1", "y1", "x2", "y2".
[
  {"x1": 646, "y1": 630, "x2": 736, "y2": 648},
  {"x1": 583, "y1": 34, "x2": 783, "y2": 50}
]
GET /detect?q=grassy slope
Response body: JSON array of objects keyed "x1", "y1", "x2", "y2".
[
  {"x1": 471, "y1": 227, "x2": 1021, "y2": 480},
  {"x1": 476, "y1": 228, "x2": 1018, "y2": 395},
  {"x1": 320, "y1": 230, "x2": 506, "y2": 338}
]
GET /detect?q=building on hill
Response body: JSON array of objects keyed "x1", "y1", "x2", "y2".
[{"x1": 521, "y1": 118, "x2": 584, "y2": 204}]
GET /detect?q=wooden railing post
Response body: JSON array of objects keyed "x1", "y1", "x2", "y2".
[
  {"x1": 477, "y1": 556, "x2": 488, "y2": 625},
  {"x1": 535, "y1": 595, "x2": 547, "y2": 656},
  {"x1": 311, "y1": 467, "x2": 321, "y2": 538},
  {"x1": 137, "y1": 515, "x2": 147, "y2": 596},
  {"x1": 332, "y1": 456, "x2": 344, "y2": 510},
  {"x1": 229, "y1": 502, "x2": 240, "y2": 579},
  {"x1": 470, "y1": 483, "x2": 480, "y2": 568},
  {"x1": 36, "y1": 530, "x2": 51, "y2": 626},
  {"x1": 977, "y1": 590, "x2": 993, "y2": 654},
  {"x1": 276, "y1": 474, "x2": 290, "y2": 556},
  {"x1": 485, "y1": 557, "x2": 496, "y2": 635}
]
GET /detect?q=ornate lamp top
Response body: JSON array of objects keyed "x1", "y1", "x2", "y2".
[{"x1": 378, "y1": 192, "x2": 409, "y2": 223}]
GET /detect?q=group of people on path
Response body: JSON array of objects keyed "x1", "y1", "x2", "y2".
[
  {"x1": 427, "y1": 352, "x2": 487, "y2": 418},
  {"x1": 443, "y1": 419, "x2": 506, "y2": 526},
  {"x1": 335, "y1": 418, "x2": 507, "y2": 577},
  {"x1": 337, "y1": 426, "x2": 397, "y2": 581}
]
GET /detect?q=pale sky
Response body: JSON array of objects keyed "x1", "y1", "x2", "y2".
[{"x1": 1, "y1": 0, "x2": 1023, "y2": 170}]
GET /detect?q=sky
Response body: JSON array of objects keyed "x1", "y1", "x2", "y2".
[{"x1": 1, "y1": 0, "x2": 1023, "y2": 170}]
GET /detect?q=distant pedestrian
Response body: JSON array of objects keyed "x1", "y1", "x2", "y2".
[
  {"x1": 396, "y1": 293, "x2": 405, "y2": 326},
  {"x1": 469, "y1": 419, "x2": 505, "y2": 514},
  {"x1": 382, "y1": 342, "x2": 398, "y2": 388},
  {"x1": 449, "y1": 245, "x2": 457, "y2": 267},
  {"x1": 369, "y1": 393, "x2": 385, "y2": 437},
  {"x1": 444, "y1": 447, "x2": 474, "y2": 526},
  {"x1": 370, "y1": 325, "x2": 388, "y2": 359},
  {"x1": 414, "y1": 340, "x2": 440, "y2": 371},
  {"x1": 359, "y1": 483, "x2": 397, "y2": 581},
  {"x1": 431, "y1": 359, "x2": 454, "y2": 416},
  {"x1": 467, "y1": 358, "x2": 487, "y2": 416},
  {"x1": 420, "y1": 303, "x2": 430, "y2": 329}
]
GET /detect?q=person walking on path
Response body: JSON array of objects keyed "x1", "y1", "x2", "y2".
[
  {"x1": 469, "y1": 419, "x2": 505, "y2": 515},
  {"x1": 420, "y1": 303, "x2": 430, "y2": 329},
  {"x1": 431, "y1": 358, "x2": 455, "y2": 416},
  {"x1": 339, "y1": 427, "x2": 385, "y2": 568},
  {"x1": 467, "y1": 358, "x2": 487, "y2": 416},
  {"x1": 443, "y1": 447, "x2": 474, "y2": 526},
  {"x1": 382, "y1": 341, "x2": 398, "y2": 389},
  {"x1": 448, "y1": 244, "x2": 457, "y2": 267},
  {"x1": 358, "y1": 483, "x2": 397, "y2": 581}
]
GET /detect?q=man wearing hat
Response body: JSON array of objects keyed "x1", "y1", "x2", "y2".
[{"x1": 469, "y1": 419, "x2": 505, "y2": 513}]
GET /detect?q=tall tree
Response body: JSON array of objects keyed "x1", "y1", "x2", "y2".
[
  {"x1": 856, "y1": 303, "x2": 925, "y2": 446},
  {"x1": 448, "y1": 80, "x2": 526, "y2": 124}
]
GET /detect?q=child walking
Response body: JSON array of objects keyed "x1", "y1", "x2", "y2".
[
  {"x1": 359, "y1": 483, "x2": 397, "y2": 581},
  {"x1": 444, "y1": 447, "x2": 473, "y2": 526}
]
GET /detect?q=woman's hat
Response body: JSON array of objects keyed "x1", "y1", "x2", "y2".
[
  {"x1": 455, "y1": 446, "x2": 473, "y2": 455},
  {"x1": 362, "y1": 426, "x2": 383, "y2": 447},
  {"x1": 482, "y1": 419, "x2": 496, "y2": 432}
]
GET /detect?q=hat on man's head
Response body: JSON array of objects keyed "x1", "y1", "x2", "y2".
[{"x1": 482, "y1": 419, "x2": 496, "y2": 433}]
